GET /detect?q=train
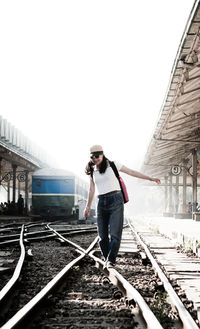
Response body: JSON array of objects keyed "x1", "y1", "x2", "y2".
[{"x1": 32, "y1": 167, "x2": 94, "y2": 220}]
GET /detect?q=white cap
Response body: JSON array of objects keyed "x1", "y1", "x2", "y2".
[{"x1": 90, "y1": 145, "x2": 103, "y2": 153}]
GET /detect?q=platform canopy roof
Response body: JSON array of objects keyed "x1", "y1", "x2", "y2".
[
  {"x1": 0, "y1": 115, "x2": 55, "y2": 184},
  {"x1": 142, "y1": 0, "x2": 200, "y2": 178}
]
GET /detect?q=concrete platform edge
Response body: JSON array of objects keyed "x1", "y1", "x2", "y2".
[{"x1": 131, "y1": 215, "x2": 200, "y2": 257}]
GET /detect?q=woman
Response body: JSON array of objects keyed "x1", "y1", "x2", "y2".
[{"x1": 84, "y1": 145, "x2": 160, "y2": 268}]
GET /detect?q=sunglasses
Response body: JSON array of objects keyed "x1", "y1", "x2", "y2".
[{"x1": 90, "y1": 152, "x2": 103, "y2": 159}]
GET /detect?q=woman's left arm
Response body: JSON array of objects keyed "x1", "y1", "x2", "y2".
[{"x1": 120, "y1": 166, "x2": 161, "y2": 184}]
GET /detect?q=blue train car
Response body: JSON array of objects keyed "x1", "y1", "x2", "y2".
[{"x1": 32, "y1": 168, "x2": 88, "y2": 218}]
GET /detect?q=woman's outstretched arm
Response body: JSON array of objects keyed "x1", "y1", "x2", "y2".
[{"x1": 120, "y1": 166, "x2": 161, "y2": 184}]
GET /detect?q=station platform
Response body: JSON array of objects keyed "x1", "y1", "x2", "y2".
[{"x1": 131, "y1": 214, "x2": 200, "y2": 256}]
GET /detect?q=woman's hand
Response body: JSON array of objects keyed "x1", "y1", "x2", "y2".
[
  {"x1": 151, "y1": 178, "x2": 161, "y2": 184},
  {"x1": 84, "y1": 205, "x2": 91, "y2": 218}
]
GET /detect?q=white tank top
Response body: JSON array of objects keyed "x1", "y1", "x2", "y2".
[{"x1": 93, "y1": 161, "x2": 123, "y2": 195}]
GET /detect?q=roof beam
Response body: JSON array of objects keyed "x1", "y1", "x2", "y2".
[
  {"x1": 149, "y1": 151, "x2": 186, "y2": 162},
  {"x1": 181, "y1": 86, "x2": 200, "y2": 95},
  {"x1": 185, "y1": 73, "x2": 200, "y2": 81},
  {"x1": 166, "y1": 115, "x2": 198, "y2": 130},
  {"x1": 176, "y1": 94, "x2": 200, "y2": 106},
  {"x1": 161, "y1": 128, "x2": 200, "y2": 140},
  {"x1": 169, "y1": 110, "x2": 200, "y2": 123},
  {"x1": 154, "y1": 136, "x2": 200, "y2": 144},
  {"x1": 149, "y1": 144, "x2": 193, "y2": 160},
  {"x1": 163, "y1": 120, "x2": 200, "y2": 135},
  {"x1": 170, "y1": 106, "x2": 200, "y2": 121}
]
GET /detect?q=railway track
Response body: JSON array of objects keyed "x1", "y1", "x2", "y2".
[
  {"x1": 0, "y1": 224, "x2": 85, "y2": 327},
  {"x1": 127, "y1": 219, "x2": 200, "y2": 329},
  {"x1": 0, "y1": 220, "x2": 199, "y2": 328}
]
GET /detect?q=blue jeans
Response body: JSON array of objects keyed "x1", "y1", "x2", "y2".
[{"x1": 97, "y1": 191, "x2": 124, "y2": 263}]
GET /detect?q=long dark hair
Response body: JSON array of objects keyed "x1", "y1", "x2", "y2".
[{"x1": 85, "y1": 155, "x2": 109, "y2": 177}]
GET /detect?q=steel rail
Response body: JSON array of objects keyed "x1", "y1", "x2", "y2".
[
  {"x1": 0, "y1": 225, "x2": 25, "y2": 304},
  {"x1": 0, "y1": 239, "x2": 22, "y2": 246},
  {"x1": 27, "y1": 224, "x2": 97, "y2": 236},
  {"x1": 0, "y1": 227, "x2": 21, "y2": 233},
  {"x1": 0, "y1": 227, "x2": 22, "y2": 234},
  {"x1": 85, "y1": 235, "x2": 99, "y2": 254},
  {"x1": 49, "y1": 223, "x2": 96, "y2": 228},
  {"x1": 0, "y1": 233, "x2": 21, "y2": 241},
  {"x1": 48, "y1": 226, "x2": 97, "y2": 235},
  {"x1": 0, "y1": 230, "x2": 55, "y2": 241},
  {"x1": 61, "y1": 229, "x2": 97, "y2": 236},
  {"x1": 26, "y1": 222, "x2": 96, "y2": 230},
  {"x1": 0, "y1": 222, "x2": 44, "y2": 234},
  {"x1": 0, "y1": 226, "x2": 97, "y2": 240},
  {"x1": 0, "y1": 236, "x2": 99, "y2": 329},
  {"x1": 89, "y1": 251, "x2": 164, "y2": 329},
  {"x1": 48, "y1": 226, "x2": 97, "y2": 234},
  {"x1": 0, "y1": 234, "x2": 57, "y2": 246},
  {"x1": 47, "y1": 224, "x2": 99, "y2": 254},
  {"x1": 25, "y1": 222, "x2": 48, "y2": 228},
  {"x1": 47, "y1": 224, "x2": 88, "y2": 253},
  {"x1": 128, "y1": 220, "x2": 199, "y2": 329},
  {"x1": 1, "y1": 251, "x2": 85, "y2": 329},
  {"x1": 0, "y1": 223, "x2": 26, "y2": 230},
  {"x1": 0, "y1": 226, "x2": 97, "y2": 246},
  {"x1": 48, "y1": 224, "x2": 99, "y2": 255}
]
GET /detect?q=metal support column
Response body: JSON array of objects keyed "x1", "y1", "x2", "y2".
[
  {"x1": 169, "y1": 174, "x2": 173, "y2": 213},
  {"x1": 7, "y1": 181, "x2": 10, "y2": 202},
  {"x1": 182, "y1": 166, "x2": 187, "y2": 213},
  {"x1": 0, "y1": 158, "x2": 2, "y2": 185},
  {"x1": 18, "y1": 180, "x2": 21, "y2": 198},
  {"x1": 12, "y1": 164, "x2": 17, "y2": 204},
  {"x1": 175, "y1": 175, "x2": 179, "y2": 213},
  {"x1": 192, "y1": 149, "x2": 197, "y2": 214},
  {"x1": 25, "y1": 171, "x2": 29, "y2": 215},
  {"x1": 164, "y1": 176, "x2": 168, "y2": 212}
]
